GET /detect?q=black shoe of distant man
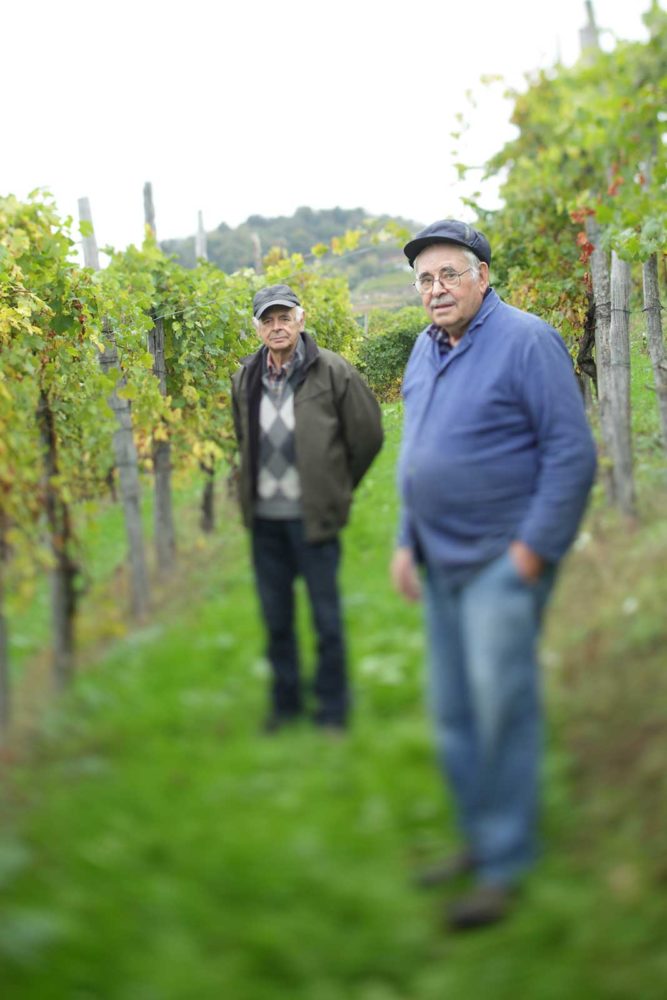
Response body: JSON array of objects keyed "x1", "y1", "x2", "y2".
[
  {"x1": 261, "y1": 711, "x2": 301, "y2": 734},
  {"x1": 446, "y1": 882, "x2": 515, "y2": 931},
  {"x1": 312, "y1": 713, "x2": 347, "y2": 737}
]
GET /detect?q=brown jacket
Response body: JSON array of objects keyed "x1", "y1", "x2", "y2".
[{"x1": 231, "y1": 331, "x2": 383, "y2": 542}]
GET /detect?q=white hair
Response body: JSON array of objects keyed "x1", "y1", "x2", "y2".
[{"x1": 252, "y1": 305, "x2": 304, "y2": 329}]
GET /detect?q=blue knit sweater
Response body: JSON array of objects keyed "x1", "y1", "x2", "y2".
[{"x1": 397, "y1": 290, "x2": 597, "y2": 578}]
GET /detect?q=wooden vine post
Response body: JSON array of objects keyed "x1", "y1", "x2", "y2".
[
  {"x1": 581, "y1": 0, "x2": 636, "y2": 514},
  {"x1": 195, "y1": 210, "x2": 216, "y2": 534},
  {"x1": 195, "y1": 210, "x2": 207, "y2": 262},
  {"x1": 609, "y1": 252, "x2": 636, "y2": 516},
  {"x1": 640, "y1": 120, "x2": 667, "y2": 455},
  {"x1": 642, "y1": 255, "x2": 667, "y2": 452},
  {"x1": 0, "y1": 509, "x2": 9, "y2": 731},
  {"x1": 144, "y1": 183, "x2": 176, "y2": 570},
  {"x1": 586, "y1": 216, "x2": 615, "y2": 500},
  {"x1": 37, "y1": 388, "x2": 78, "y2": 691},
  {"x1": 78, "y1": 197, "x2": 151, "y2": 618}
]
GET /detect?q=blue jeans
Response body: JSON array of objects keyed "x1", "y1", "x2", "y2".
[
  {"x1": 251, "y1": 518, "x2": 347, "y2": 724},
  {"x1": 424, "y1": 550, "x2": 557, "y2": 886}
]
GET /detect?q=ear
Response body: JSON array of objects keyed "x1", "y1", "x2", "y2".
[{"x1": 479, "y1": 262, "x2": 490, "y2": 293}]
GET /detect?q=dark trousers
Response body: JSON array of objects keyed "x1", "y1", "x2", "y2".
[{"x1": 251, "y1": 518, "x2": 348, "y2": 724}]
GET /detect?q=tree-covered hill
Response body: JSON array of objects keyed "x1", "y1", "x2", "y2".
[{"x1": 160, "y1": 205, "x2": 421, "y2": 297}]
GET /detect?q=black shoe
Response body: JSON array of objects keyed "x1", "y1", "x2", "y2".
[
  {"x1": 413, "y1": 850, "x2": 475, "y2": 889},
  {"x1": 312, "y1": 715, "x2": 347, "y2": 735},
  {"x1": 261, "y1": 712, "x2": 301, "y2": 734},
  {"x1": 446, "y1": 883, "x2": 514, "y2": 931}
]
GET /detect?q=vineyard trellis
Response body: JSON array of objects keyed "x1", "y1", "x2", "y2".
[
  {"x1": 0, "y1": 1, "x2": 665, "y2": 734},
  {"x1": 0, "y1": 192, "x2": 361, "y2": 732},
  {"x1": 78, "y1": 196, "x2": 151, "y2": 620},
  {"x1": 459, "y1": 0, "x2": 666, "y2": 517}
]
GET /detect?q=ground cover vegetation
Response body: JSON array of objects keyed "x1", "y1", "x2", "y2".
[{"x1": 0, "y1": 376, "x2": 665, "y2": 997}]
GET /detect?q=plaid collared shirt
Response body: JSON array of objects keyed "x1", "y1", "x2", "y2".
[
  {"x1": 263, "y1": 339, "x2": 304, "y2": 401},
  {"x1": 426, "y1": 322, "x2": 454, "y2": 355}
]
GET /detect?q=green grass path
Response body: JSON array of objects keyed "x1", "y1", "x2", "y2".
[{"x1": 1, "y1": 405, "x2": 666, "y2": 999}]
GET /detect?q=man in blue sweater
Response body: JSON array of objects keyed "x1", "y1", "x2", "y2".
[{"x1": 391, "y1": 219, "x2": 597, "y2": 929}]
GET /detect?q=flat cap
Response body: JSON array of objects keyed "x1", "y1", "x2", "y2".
[
  {"x1": 253, "y1": 284, "x2": 301, "y2": 319},
  {"x1": 403, "y1": 219, "x2": 491, "y2": 267}
]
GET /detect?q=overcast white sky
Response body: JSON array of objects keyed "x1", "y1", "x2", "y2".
[{"x1": 3, "y1": 0, "x2": 653, "y2": 252}]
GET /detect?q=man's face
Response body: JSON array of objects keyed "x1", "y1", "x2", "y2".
[
  {"x1": 256, "y1": 305, "x2": 304, "y2": 356},
  {"x1": 415, "y1": 244, "x2": 489, "y2": 341}
]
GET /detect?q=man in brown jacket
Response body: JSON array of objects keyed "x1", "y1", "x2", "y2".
[{"x1": 232, "y1": 284, "x2": 383, "y2": 732}]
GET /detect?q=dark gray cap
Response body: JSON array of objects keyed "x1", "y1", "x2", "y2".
[
  {"x1": 253, "y1": 284, "x2": 301, "y2": 319},
  {"x1": 403, "y1": 219, "x2": 491, "y2": 267}
]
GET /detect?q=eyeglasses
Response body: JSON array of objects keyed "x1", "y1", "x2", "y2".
[{"x1": 414, "y1": 266, "x2": 473, "y2": 294}]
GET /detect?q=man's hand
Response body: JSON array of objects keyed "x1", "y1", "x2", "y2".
[
  {"x1": 391, "y1": 547, "x2": 422, "y2": 602},
  {"x1": 509, "y1": 540, "x2": 545, "y2": 583}
]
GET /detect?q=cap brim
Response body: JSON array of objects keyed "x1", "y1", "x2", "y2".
[
  {"x1": 405, "y1": 235, "x2": 480, "y2": 268},
  {"x1": 255, "y1": 298, "x2": 300, "y2": 319}
]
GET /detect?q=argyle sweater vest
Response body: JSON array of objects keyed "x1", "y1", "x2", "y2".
[{"x1": 255, "y1": 362, "x2": 303, "y2": 519}]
